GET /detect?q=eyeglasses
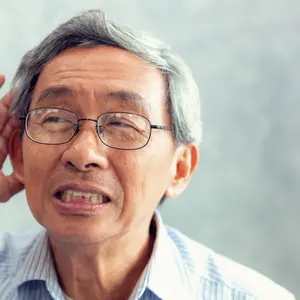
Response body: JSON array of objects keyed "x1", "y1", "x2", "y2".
[{"x1": 19, "y1": 108, "x2": 171, "y2": 150}]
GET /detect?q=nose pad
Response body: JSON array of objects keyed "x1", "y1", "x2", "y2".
[{"x1": 74, "y1": 124, "x2": 80, "y2": 134}]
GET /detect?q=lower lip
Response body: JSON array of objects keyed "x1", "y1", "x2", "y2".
[{"x1": 53, "y1": 198, "x2": 110, "y2": 214}]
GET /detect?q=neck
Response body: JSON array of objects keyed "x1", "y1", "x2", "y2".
[{"x1": 49, "y1": 220, "x2": 155, "y2": 300}]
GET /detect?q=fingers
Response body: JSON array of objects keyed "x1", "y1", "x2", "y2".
[
  {"x1": 0, "y1": 74, "x2": 5, "y2": 88},
  {"x1": 0, "y1": 135, "x2": 8, "y2": 168},
  {"x1": 0, "y1": 78, "x2": 16, "y2": 134},
  {"x1": 0, "y1": 173, "x2": 24, "y2": 203},
  {"x1": 0, "y1": 88, "x2": 16, "y2": 120},
  {"x1": 0, "y1": 96, "x2": 10, "y2": 132},
  {"x1": 0, "y1": 75, "x2": 8, "y2": 131},
  {"x1": 0, "y1": 117, "x2": 19, "y2": 168},
  {"x1": 0, "y1": 74, "x2": 17, "y2": 126},
  {"x1": 0, "y1": 73, "x2": 19, "y2": 167},
  {"x1": 2, "y1": 116, "x2": 19, "y2": 139},
  {"x1": 0, "y1": 75, "x2": 15, "y2": 109},
  {"x1": 0, "y1": 74, "x2": 24, "y2": 202}
]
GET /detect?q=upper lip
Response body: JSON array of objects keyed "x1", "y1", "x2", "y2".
[{"x1": 54, "y1": 183, "x2": 112, "y2": 200}]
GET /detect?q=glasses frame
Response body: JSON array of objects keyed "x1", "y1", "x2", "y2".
[{"x1": 19, "y1": 107, "x2": 172, "y2": 150}]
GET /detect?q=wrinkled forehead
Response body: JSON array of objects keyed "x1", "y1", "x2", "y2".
[{"x1": 30, "y1": 46, "x2": 169, "y2": 117}]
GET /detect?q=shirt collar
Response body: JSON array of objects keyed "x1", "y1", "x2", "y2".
[{"x1": 136, "y1": 211, "x2": 194, "y2": 299}]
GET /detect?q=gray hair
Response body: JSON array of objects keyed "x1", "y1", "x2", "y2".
[{"x1": 10, "y1": 9, "x2": 202, "y2": 145}]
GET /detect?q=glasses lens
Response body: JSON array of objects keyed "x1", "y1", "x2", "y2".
[
  {"x1": 97, "y1": 112, "x2": 151, "y2": 149},
  {"x1": 26, "y1": 108, "x2": 77, "y2": 144}
]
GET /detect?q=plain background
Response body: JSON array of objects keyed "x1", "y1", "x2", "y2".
[{"x1": 0, "y1": 0, "x2": 299, "y2": 298}]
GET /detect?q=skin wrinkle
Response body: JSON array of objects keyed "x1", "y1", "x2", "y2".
[
  {"x1": 34, "y1": 81, "x2": 153, "y2": 119},
  {"x1": 10, "y1": 45, "x2": 198, "y2": 300}
]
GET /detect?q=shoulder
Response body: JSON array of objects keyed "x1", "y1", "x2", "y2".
[
  {"x1": 0, "y1": 230, "x2": 42, "y2": 276},
  {"x1": 165, "y1": 226, "x2": 295, "y2": 299}
]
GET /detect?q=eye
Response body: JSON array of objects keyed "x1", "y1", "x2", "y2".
[
  {"x1": 43, "y1": 116, "x2": 70, "y2": 123},
  {"x1": 108, "y1": 121, "x2": 132, "y2": 127}
]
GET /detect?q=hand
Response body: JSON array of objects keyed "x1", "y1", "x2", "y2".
[{"x1": 0, "y1": 74, "x2": 24, "y2": 202}]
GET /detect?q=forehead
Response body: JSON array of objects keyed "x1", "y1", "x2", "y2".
[{"x1": 31, "y1": 46, "x2": 168, "y2": 115}]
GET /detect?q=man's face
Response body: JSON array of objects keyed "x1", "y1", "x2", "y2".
[{"x1": 18, "y1": 46, "x2": 177, "y2": 243}]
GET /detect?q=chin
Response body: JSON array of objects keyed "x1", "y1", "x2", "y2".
[
  {"x1": 47, "y1": 228, "x2": 106, "y2": 245},
  {"x1": 45, "y1": 219, "x2": 117, "y2": 245}
]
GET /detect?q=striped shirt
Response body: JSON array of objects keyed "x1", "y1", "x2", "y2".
[{"x1": 0, "y1": 212, "x2": 295, "y2": 300}]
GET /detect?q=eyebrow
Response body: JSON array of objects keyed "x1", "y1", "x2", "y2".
[
  {"x1": 35, "y1": 85, "x2": 150, "y2": 113},
  {"x1": 105, "y1": 90, "x2": 150, "y2": 112},
  {"x1": 35, "y1": 86, "x2": 73, "y2": 104}
]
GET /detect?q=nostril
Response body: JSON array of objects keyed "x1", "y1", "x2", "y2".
[
  {"x1": 67, "y1": 161, "x2": 76, "y2": 169},
  {"x1": 65, "y1": 161, "x2": 100, "y2": 171},
  {"x1": 85, "y1": 163, "x2": 99, "y2": 169}
]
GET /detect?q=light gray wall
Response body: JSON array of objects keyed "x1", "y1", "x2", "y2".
[{"x1": 0, "y1": 0, "x2": 299, "y2": 297}]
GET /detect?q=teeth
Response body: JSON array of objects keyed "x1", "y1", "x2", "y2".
[
  {"x1": 73, "y1": 191, "x2": 82, "y2": 197},
  {"x1": 60, "y1": 189, "x2": 108, "y2": 204},
  {"x1": 90, "y1": 195, "x2": 98, "y2": 203},
  {"x1": 65, "y1": 194, "x2": 72, "y2": 202}
]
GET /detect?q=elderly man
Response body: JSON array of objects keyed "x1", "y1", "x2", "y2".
[{"x1": 0, "y1": 9, "x2": 294, "y2": 300}]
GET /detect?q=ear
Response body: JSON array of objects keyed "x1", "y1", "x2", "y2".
[
  {"x1": 165, "y1": 144, "x2": 199, "y2": 199},
  {"x1": 8, "y1": 128, "x2": 25, "y2": 184}
]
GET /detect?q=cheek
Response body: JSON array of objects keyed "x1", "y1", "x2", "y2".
[
  {"x1": 115, "y1": 152, "x2": 142, "y2": 196},
  {"x1": 24, "y1": 143, "x2": 46, "y2": 178},
  {"x1": 110, "y1": 151, "x2": 146, "y2": 208},
  {"x1": 113, "y1": 144, "x2": 173, "y2": 204},
  {"x1": 22, "y1": 142, "x2": 59, "y2": 204}
]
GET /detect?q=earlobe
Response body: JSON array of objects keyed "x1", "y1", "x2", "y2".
[
  {"x1": 165, "y1": 187, "x2": 174, "y2": 198},
  {"x1": 8, "y1": 129, "x2": 25, "y2": 184}
]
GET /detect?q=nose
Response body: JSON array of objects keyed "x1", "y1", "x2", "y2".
[{"x1": 61, "y1": 122, "x2": 109, "y2": 172}]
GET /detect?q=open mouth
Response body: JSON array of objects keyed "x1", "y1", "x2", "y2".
[{"x1": 55, "y1": 189, "x2": 110, "y2": 204}]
